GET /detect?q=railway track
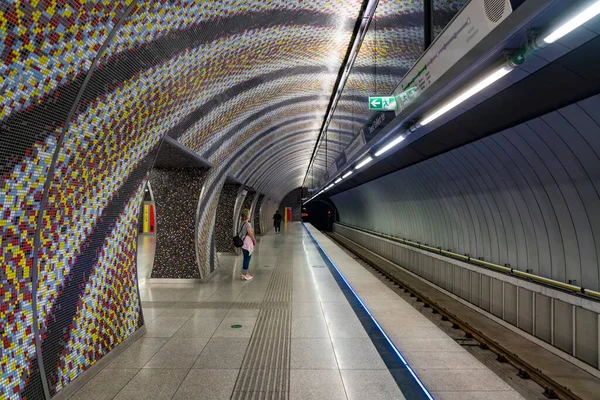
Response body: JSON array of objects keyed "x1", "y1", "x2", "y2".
[{"x1": 325, "y1": 231, "x2": 588, "y2": 400}]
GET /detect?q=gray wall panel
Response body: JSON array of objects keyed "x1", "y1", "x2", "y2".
[
  {"x1": 576, "y1": 308, "x2": 599, "y2": 368},
  {"x1": 518, "y1": 288, "x2": 534, "y2": 335},
  {"x1": 554, "y1": 300, "x2": 573, "y2": 355},
  {"x1": 331, "y1": 95, "x2": 600, "y2": 291},
  {"x1": 535, "y1": 293, "x2": 552, "y2": 344},
  {"x1": 504, "y1": 283, "x2": 518, "y2": 326}
]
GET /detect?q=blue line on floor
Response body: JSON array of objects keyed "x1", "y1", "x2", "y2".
[{"x1": 303, "y1": 224, "x2": 434, "y2": 400}]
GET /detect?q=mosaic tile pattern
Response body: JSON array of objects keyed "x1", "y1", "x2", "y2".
[
  {"x1": 215, "y1": 183, "x2": 240, "y2": 253},
  {"x1": 149, "y1": 168, "x2": 207, "y2": 279}
]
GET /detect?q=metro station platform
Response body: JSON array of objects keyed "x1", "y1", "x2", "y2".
[{"x1": 69, "y1": 223, "x2": 522, "y2": 400}]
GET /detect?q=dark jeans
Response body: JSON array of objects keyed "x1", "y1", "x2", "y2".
[
  {"x1": 242, "y1": 249, "x2": 251, "y2": 273},
  {"x1": 274, "y1": 222, "x2": 281, "y2": 232}
]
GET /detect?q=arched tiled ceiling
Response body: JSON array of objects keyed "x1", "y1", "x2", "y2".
[
  {"x1": 236, "y1": 136, "x2": 344, "y2": 184},
  {"x1": 146, "y1": 1, "x2": 367, "y2": 200},
  {"x1": 308, "y1": 0, "x2": 426, "y2": 188}
]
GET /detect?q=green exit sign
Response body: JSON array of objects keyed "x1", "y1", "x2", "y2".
[{"x1": 369, "y1": 96, "x2": 397, "y2": 111}]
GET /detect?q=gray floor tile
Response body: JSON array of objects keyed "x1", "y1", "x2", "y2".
[
  {"x1": 172, "y1": 369, "x2": 239, "y2": 400},
  {"x1": 292, "y1": 302, "x2": 324, "y2": 318},
  {"x1": 193, "y1": 337, "x2": 250, "y2": 369},
  {"x1": 321, "y1": 302, "x2": 356, "y2": 320},
  {"x1": 326, "y1": 318, "x2": 369, "y2": 339},
  {"x1": 160, "y1": 308, "x2": 197, "y2": 318},
  {"x1": 331, "y1": 338, "x2": 387, "y2": 370},
  {"x1": 142, "y1": 308, "x2": 167, "y2": 324},
  {"x1": 174, "y1": 317, "x2": 224, "y2": 338},
  {"x1": 70, "y1": 368, "x2": 139, "y2": 400},
  {"x1": 291, "y1": 339, "x2": 338, "y2": 369},
  {"x1": 193, "y1": 308, "x2": 230, "y2": 317},
  {"x1": 291, "y1": 317, "x2": 329, "y2": 338},
  {"x1": 107, "y1": 337, "x2": 169, "y2": 369},
  {"x1": 213, "y1": 317, "x2": 257, "y2": 338},
  {"x1": 341, "y1": 369, "x2": 405, "y2": 400},
  {"x1": 114, "y1": 369, "x2": 188, "y2": 399},
  {"x1": 226, "y1": 308, "x2": 261, "y2": 317},
  {"x1": 144, "y1": 337, "x2": 209, "y2": 369},
  {"x1": 144, "y1": 316, "x2": 190, "y2": 338},
  {"x1": 290, "y1": 369, "x2": 346, "y2": 400}
]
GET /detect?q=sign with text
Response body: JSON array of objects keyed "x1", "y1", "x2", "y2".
[
  {"x1": 392, "y1": 0, "x2": 512, "y2": 115},
  {"x1": 368, "y1": 96, "x2": 398, "y2": 111}
]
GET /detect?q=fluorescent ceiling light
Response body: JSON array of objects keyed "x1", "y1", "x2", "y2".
[
  {"x1": 374, "y1": 135, "x2": 405, "y2": 157},
  {"x1": 326, "y1": 184, "x2": 334, "y2": 190},
  {"x1": 355, "y1": 156, "x2": 373, "y2": 170},
  {"x1": 342, "y1": 171, "x2": 353, "y2": 179},
  {"x1": 544, "y1": 1, "x2": 600, "y2": 43},
  {"x1": 335, "y1": 178, "x2": 342, "y2": 184},
  {"x1": 420, "y1": 65, "x2": 513, "y2": 126}
]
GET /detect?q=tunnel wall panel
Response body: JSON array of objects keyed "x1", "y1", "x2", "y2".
[
  {"x1": 334, "y1": 223, "x2": 600, "y2": 369},
  {"x1": 332, "y1": 95, "x2": 600, "y2": 292}
]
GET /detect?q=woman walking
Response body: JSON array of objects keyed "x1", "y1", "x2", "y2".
[{"x1": 240, "y1": 209, "x2": 256, "y2": 281}]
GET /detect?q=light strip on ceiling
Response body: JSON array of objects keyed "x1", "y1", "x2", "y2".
[
  {"x1": 544, "y1": 0, "x2": 600, "y2": 43},
  {"x1": 342, "y1": 171, "x2": 353, "y2": 179},
  {"x1": 355, "y1": 156, "x2": 373, "y2": 170},
  {"x1": 374, "y1": 135, "x2": 405, "y2": 157},
  {"x1": 420, "y1": 65, "x2": 513, "y2": 126}
]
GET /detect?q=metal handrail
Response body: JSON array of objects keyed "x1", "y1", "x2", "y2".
[{"x1": 336, "y1": 222, "x2": 600, "y2": 301}]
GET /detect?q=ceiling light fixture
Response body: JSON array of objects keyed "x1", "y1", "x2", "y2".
[
  {"x1": 420, "y1": 64, "x2": 514, "y2": 126},
  {"x1": 544, "y1": 0, "x2": 600, "y2": 43},
  {"x1": 342, "y1": 171, "x2": 353, "y2": 179},
  {"x1": 374, "y1": 135, "x2": 406, "y2": 157},
  {"x1": 355, "y1": 156, "x2": 373, "y2": 170}
]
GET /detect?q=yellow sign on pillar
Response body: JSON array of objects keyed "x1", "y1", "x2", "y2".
[{"x1": 143, "y1": 204, "x2": 149, "y2": 233}]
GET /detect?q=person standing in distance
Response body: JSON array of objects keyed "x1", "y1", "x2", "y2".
[
  {"x1": 240, "y1": 209, "x2": 256, "y2": 281},
  {"x1": 273, "y1": 210, "x2": 283, "y2": 235}
]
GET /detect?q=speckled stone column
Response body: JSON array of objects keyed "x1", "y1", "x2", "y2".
[
  {"x1": 253, "y1": 194, "x2": 265, "y2": 234},
  {"x1": 149, "y1": 167, "x2": 207, "y2": 279},
  {"x1": 215, "y1": 183, "x2": 240, "y2": 252}
]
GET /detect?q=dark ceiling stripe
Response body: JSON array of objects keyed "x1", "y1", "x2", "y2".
[
  {"x1": 253, "y1": 150, "x2": 316, "y2": 189},
  {"x1": 203, "y1": 107, "x2": 361, "y2": 158},
  {"x1": 167, "y1": 69, "x2": 330, "y2": 141},
  {"x1": 236, "y1": 129, "x2": 344, "y2": 181},
  {"x1": 244, "y1": 139, "x2": 321, "y2": 183}
]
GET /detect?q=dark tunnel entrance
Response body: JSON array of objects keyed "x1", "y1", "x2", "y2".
[{"x1": 302, "y1": 199, "x2": 337, "y2": 232}]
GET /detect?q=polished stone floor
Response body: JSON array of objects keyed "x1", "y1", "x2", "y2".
[{"x1": 70, "y1": 223, "x2": 406, "y2": 400}]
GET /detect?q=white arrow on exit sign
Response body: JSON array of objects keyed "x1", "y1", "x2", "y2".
[{"x1": 368, "y1": 96, "x2": 397, "y2": 111}]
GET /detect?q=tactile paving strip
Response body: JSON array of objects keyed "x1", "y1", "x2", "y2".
[{"x1": 232, "y1": 252, "x2": 293, "y2": 399}]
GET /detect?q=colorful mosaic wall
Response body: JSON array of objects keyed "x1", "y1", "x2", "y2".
[{"x1": 0, "y1": 0, "x2": 408, "y2": 397}]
